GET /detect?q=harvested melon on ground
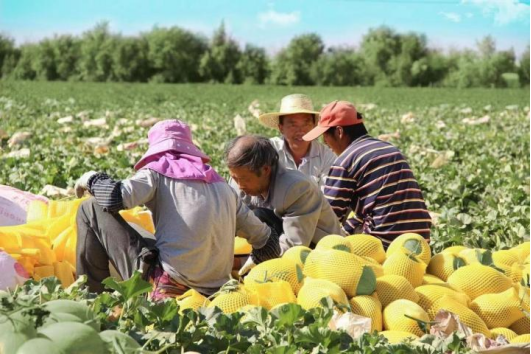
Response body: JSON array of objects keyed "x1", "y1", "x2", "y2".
[
  {"x1": 297, "y1": 278, "x2": 349, "y2": 310},
  {"x1": 244, "y1": 258, "x2": 304, "y2": 294},
  {"x1": 415, "y1": 285, "x2": 470, "y2": 313},
  {"x1": 496, "y1": 262, "x2": 524, "y2": 283},
  {"x1": 510, "y1": 334, "x2": 530, "y2": 344},
  {"x1": 430, "y1": 295, "x2": 490, "y2": 336},
  {"x1": 38, "y1": 321, "x2": 106, "y2": 354},
  {"x1": 470, "y1": 286, "x2": 525, "y2": 328},
  {"x1": 490, "y1": 327, "x2": 518, "y2": 341},
  {"x1": 345, "y1": 234, "x2": 386, "y2": 264},
  {"x1": 493, "y1": 250, "x2": 522, "y2": 267},
  {"x1": 458, "y1": 248, "x2": 487, "y2": 264},
  {"x1": 379, "y1": 330, "x2": 419, "y2": 344},
  {"x1": 304, "y1": 249, "x2": 376, "y2": 297},
  {"x1": 427, "y1": 252, "x2": 466, "y2": 281},
  {"x1": 422, "y1": 274, "x2": 446, "y2": 285},
  {"x1": 361, "y1": 257, "x2": 384, "y2": 278},
  {"x1": 245, "y1": 280, "x2": 296, "y2": 310},
  {"x1": 383, "y1": 251, "x2": 426, "y2": 287},
  {"x1": 15, "y1": 338, "x2": 63, "y2": 354},
  {"x1": 315, "y1": 234, "x2": 352, "y2": 253},
  {"x1": 349, "y1": 295, "x2": 383, "y2": 332},
  {"x1": 509, "y1": 316, "x2": 530, "y2": 335},
  {"x1": 383, "y1": 299, "x2": 430, "y2": 337},
  {"x1": 441, "y1": 246, "x2": 468, "y2": 255},
  {"x1": 375, "y1": 274, "x2": 419, "y2": 308},
  {"x1": 282, "y1": 246, "x2": 312, "y2": 268},
  {"x1": 447, "y1": 263, "x2": 513, "y2": 300},
  {"x1": 386, "y1": 233, "x2": 431, "y2": 264},
  {"x1": 208, "y1": 281, "x2": 260, "y2": 314},
  {"x1": 176, "y1": 289, "x2": 210, "y2": 313}
]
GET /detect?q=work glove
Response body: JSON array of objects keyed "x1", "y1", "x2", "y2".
[
  {"x1": 74, "y1": 171, "x2": 98, "y2": 198},
  {"x1": 238, "y1": 256, "x2": 256, "y2": 277}
]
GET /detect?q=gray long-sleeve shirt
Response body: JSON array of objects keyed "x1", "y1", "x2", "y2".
[
  {"x1": 230, "y1": 166, "x2": 344, "y2": 255},
  {"x1": 118, "y1": 169, "x2": 271, "y2": 295}
]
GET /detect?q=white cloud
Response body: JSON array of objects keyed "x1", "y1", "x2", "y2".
[
  {"x1": 461, "y1": 0, "x2": 530, "y2": 25},
  {"x1": 440, "y1": 12, "x2": 462, "y2": 22},
  {"x1": 258, "y1": 10, "x2": 300, "y2": 27},
  {"x1": 465, "y1": 12, "x2": 474, "y2": 18}
]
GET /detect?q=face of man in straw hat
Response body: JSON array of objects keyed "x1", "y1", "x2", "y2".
[{"x1": 278, "y1": 113, "x2": 317, "y2": 157}]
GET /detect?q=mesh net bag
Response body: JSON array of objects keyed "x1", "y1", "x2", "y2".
[
  {"x1": 383, "y1": 299, "x2": 430, "y2": 337},
  {"x1": 383, "y1": 251, "x2": 426, "y2": 288},
  {"x1": 349, "y1": 295, "x2": 383, "y2": 332},
  {"x1": 447, "y1": 264, "x2": 513, "y2": 300},
  {"x1": 345, "y1": 234, "x2": 386, "y2": 264},
  {"x1": 375, "y1": 274, "x2": 419, "y2": 308}
]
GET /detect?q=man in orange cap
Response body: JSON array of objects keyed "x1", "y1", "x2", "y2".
[{"x1": 303, "y1": 101, "x2": 432, "y2": 247}]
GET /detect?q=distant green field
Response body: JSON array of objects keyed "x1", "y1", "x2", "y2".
[{"x1": 1, "y1": 82, "x2": 529, "y2": 250}]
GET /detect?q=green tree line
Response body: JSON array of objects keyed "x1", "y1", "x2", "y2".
[{"x1": 0, "y1": 22, "x2": 528, "y2": 87}]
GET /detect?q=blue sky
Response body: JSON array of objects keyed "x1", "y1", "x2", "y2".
[{"x1": 1, "y1": 0, "x2": 529, "y2": 56}]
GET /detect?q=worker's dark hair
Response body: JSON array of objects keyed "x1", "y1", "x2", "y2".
[{"x1": 224, "y1": 135, "x2": 279, "y2": 176}]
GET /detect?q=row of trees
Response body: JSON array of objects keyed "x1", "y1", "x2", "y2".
[{"x1": 0, "y1": 22, "x2": 528, "y2": 87}]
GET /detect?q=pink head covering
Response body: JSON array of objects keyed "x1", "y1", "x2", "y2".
[{"x1": 134, "y1": 120, "x2": 224, "y2": 184}]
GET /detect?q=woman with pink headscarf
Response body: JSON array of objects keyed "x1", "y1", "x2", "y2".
[{"x1": 74, "y1": 119, "x2": 279, "y2": 299}]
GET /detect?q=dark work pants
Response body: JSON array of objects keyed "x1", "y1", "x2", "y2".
[
  {"x1": 252, "y1": 208, "x2": 283, "y2": 236},
  {"x1": 76, "y1": 198, "x2": 156, "y2": 293}
]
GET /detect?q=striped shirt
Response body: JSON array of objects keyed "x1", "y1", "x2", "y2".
[{"x1": 324, "y1": 135, "x2": 431, "y2": 246}]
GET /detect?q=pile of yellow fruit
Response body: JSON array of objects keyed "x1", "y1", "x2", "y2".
[
  {"x1": 183, "y1": 233, "x2": 530, "y2": 345},
  {"x1": 0, "y1": 198, "x2": 154, "y2": 288}
]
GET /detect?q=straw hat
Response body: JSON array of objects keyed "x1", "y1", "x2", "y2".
[{"x1": 258, "y1": 94, "x2": 320, "y2": 129}]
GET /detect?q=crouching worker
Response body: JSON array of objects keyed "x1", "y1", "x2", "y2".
[
  {"x1": 224, "y1": 135, "x2": 344, "y2": 274},
  {"x1": 74, "y1": 120, "x2": 280, "y2": 300}
]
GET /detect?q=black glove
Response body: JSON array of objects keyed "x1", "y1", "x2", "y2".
[{"x1": 250, "y1": 226, "x2": 280, "y2": 264}]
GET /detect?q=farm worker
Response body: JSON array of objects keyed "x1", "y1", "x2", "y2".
[
  {"x1": 73, "y1": 120, "x2": 280, "y2": 298},
  {"x1": 302, "y1": 101, "x2": 432, "y2": 248},
  {"x1": 224, "y1": 135, "x2": 344, "y2": 273},
  {"x1": 258, "y1": 94, "x2": 336, "y2": 190}
]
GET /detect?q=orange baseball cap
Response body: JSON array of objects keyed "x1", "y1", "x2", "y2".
[{"x1": 303, "y1": 100, "x2": 363, "y2": 141}]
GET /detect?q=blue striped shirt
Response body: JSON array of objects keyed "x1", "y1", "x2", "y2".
[{"x1": 324, "y1": 135, "x2": 431, "y2": 245}]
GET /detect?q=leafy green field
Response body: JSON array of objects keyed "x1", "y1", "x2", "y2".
[{"x1": 0, "y1": 81, "x2": 529, "y2": 251}]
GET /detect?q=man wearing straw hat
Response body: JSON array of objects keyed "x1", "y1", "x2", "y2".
[
  {"x1": 258, "y1": 94, "x2": 337, "y2": 190},
  {"x1": 73, "y1": 119, "x2": 280, "y2": 298}
]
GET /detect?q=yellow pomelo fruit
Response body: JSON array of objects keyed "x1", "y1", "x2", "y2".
[
  {"x1": 245, "y1": 258, "x2": 304, "y2": 295},
  {"x1": 245, "y1": 280, "x2": 296, "y2": 310},
  {"x1": 345, "y1": 234, "x2": 386, "y2": 264},
  {"x1": 304, "y1": 249, "x2": 376, "y2": 297},
  {"x1": 315, "y1": 234, "x2": 352, "y2": 253},
  {"x1": 209, "y1": 285, "x2": 260, "y2": 314},
  {"x1": 383, "y1": 299, "x2": 430, "y2": 337},
  {"x1": 282, "y1": 246, "x2": 312, "y2": 268},
  {"x1": 442, "y1": 246, "x2": 468, "y2": 255},
  {"x1": 459, "y1": 248, "x2": 486, "y2": 265},
  {"x1": 415, "y1": 285, "x2": 470, "y2": 314},
  {"x1": 521, "y1": 265, "x2": 530, "y2": 287},
  {"x1": 447, "y1": 264, "x2": 513, "y2": 300},
  {"x1": 490, "y1": 327, "x2": 518, "y2": 341},
  {"x1": 380, "y1": 331, "x2": 419, "y2": 344},
  {"x1": 496, "y1": 263, "x2": 523, "y2": 284},
  {"x1": 234, "y1": 236, "x2": 252, "y2": 255},
  {"x1": 493, "y1": 250, "x2": 522, "y2": 267},
  {"x1": 515, "y1": 283, "x2": 530, "y2": 312},
  {"x1": 430, "y1": 295, "x2": 490, "y2": 336},
  {"x1": 387, "y1": 233, "x2": 431, "y2": 264},
  {"x1": 383, "y1": 251, "x2": 426, "y2": 287},
  {"x1": 176, "y1": 289, "x2": 210, "y2": 313},
  {"x1": 422, "y1": 274, "x2": 446, "y2": 285},
  {"x1": 349, "y1": 295, "x2": 383, "y2": 332},
  {"x1": 375, "y1": 275, "x2": 419, "y2": 308},
  {"x1": 297, "y1": 278, "x2": 349, "y2": 310},
  {"x1": 514, "y1": 242, "x2": 530, "y2": 258},
  {"x1": 470, "y1": 286, "x2": 525, "y2": 328},
  {"x1": 510, "y1": 334, "x2": 530, "y2": 344},
  {"x1": 509, "y1": 316, "x2": 530, "y2": 335},
  {"x1": 427, "y1": 253, "x2": 467, "y2": 281}
]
